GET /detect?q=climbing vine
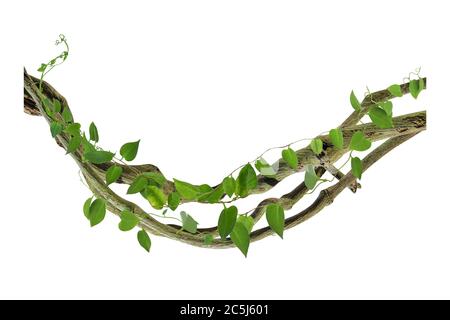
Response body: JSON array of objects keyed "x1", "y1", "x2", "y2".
[{"x1": 23, "y1": 35, "x2": 427, "y2": 256}]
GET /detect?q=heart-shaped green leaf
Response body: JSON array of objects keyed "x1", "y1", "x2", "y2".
[
  {"x1": 305, "y1": 165, "x2": 319, "y2": 190},
  {"x1": 89, "y1": 198, "x2": 106, "y2": 227},
  {"x1": 237, "y1": 215, "x2": 254, "y2": 234},
  {"x1": 236, "y1": 164, "x2": 257, "y2": 197},
  {"x1": 120, "y1": 140, "x2": 140, "y2": 161},
  {"x1": 387, "y1": 84, "x2": 403, "y2": 97},
  {"x1": 369, "y1": 106, "x2": 393, "y2": 129},
  {"x1": 266, "y1": 203, "x2": 285, "y2": 239},
  {"x1": 168, "y1": 192, "x2": 180, "y2": 211},
  {"x1": 231, "y1": 222, "x2": 250, "y2": 257},
  {"x1": 180, "y1": 211, "x2": 198, "y2": 234},
  {"x1": 282, "y1": 147, "x2": 298, "y2": 170},
  {"x1": 127, "y1": 176, "x2": 148, "y2": 194},
  {"x1": 310, "y1": 138, "x2": 323, "y2": 155},
  {"x1": 105, "y1": 165, "x2": 123, "y2": 185},
  {"x1": 351, "y1": 156, "x2": 363, "y2": 180},
  {"x1": 119, "y1": 210, "x2": 140, "y2": 231},
  {"x1": 218, "y1": 206, "x2": 238, "y2": 240},
  {"x1": 349, "y1": 131, "x2": 371, "y2": 151},
  {"x1": 145, "y1": 186, "x2": 167, "y2": 210},
  {"x1": 50, "y1": 121, "x2": 63, "y2": 138},
  {"x1": 89, "y1": 122, "x2": 99, "y2": 143},
  {"x1": 137, "y1": 229, "x2": 151, "y2": 252},
  {"x1": 222, "y1": 176, "x2": 236, "y2": 198},
  {"x1": 329, "y1": 128, "x2": 344, "y2": 150},
  {"x1": 84, "y1": 150, "x2": 114, "y2": 164},
  {"x1": 350, "y1": 90, "x2": 361, "y2": 111}
]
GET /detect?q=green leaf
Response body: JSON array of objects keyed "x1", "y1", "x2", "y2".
[
  {"x1": 142, "y1": 172, "x2": 166, "y2": 186},
  {"x1": 222, "y1": 176, "x2": 236, "y2": 198},
  {"x1": 282, "y1": 147, "x2": 298, "y2": 170},
  {"x1": 119, "y1": 210, "x2": 140, "y2": 231},
  {"x1": 84, "y1": 150, "x2": 114, "y2": 164},
  {"x1": 351, "y1": 156, "x2": 363, "y2": 180},
  {"x1": 61, "y1": 106, "x2": 73, "y2": 123},
  {"x1": 266, "y1": 203, "x2": 285, "y2": 239},
  {"x1": 197, "y1": 185, "x2": 224, "y2": 203},
  {"x1": 255, "y1": 158, "x2": 277, "y2": 176},
  {"x1": 66, "y1": 134, "x2": 81, "y2": 154},
  {"x1": 409, "y1": 78, "x2": 424, "y2": 99},
  {"x1": 349, "y1": 131, "x2": 372, "y2": 151},
  {"x1": 310, "y1": 138, "x2": 323, "y2": 155},
  {"x1": 168, "y1": 192, "x2": 181, "y2": 211},
  {"x1": 42, "y1": 98, "x2": 54, "y2": 117},
  {"x1": 89, "y1": 122, "x2": 99, "y2": 143},
  {"x1": 329, "y1": 128, "x2": 344, "y2": 150},
  {"x1": 236, "y1": 163, "x2": 257, "y2": 197},
  {"x1": 64, "y1": 123, "x2": 81, "y2": 136},
  {"x1": 350, "y1": 90, "x2": 361, "y2": 111},
  {"x1": 53, "y1": 99, "x2": 62, "y2": 113},
  {"x1": 105, "y1": 165, "x2": 123, "y2": 185},
  {"x1": 50, "y1": 121, "x2": 63, "y2": 138},
  {"x1": 145, "y1": 186, "x2": 167, "y2": 210},
  {"x1": 369, "y1": 107, "x2": 393, "y2": 129},
  {"x1": 379, "y1": 101, "x2": 393, "y2": 117},
  {"x1": 89, "y1": 198, "x2": 106, "y2": 227},
  {"x1": 174, "y1": 179, "x2": 200, "y2": 200},
  {"x1": 120, "y1": 140, "x2": 140, "y2": 161},
  {"x1": 81, "y1": 134, "x2": 96, "y2": 154},
  {"x1": 137, "y1": 229, "x2": 151, "y2": 252},
  {"x1": 387, "y1": 84, "x2": 403, "y2": 97},
  {"x1": 180, "y1": 211, "x2": 198, "y2": 234},
  {"x1": 237, "y1": 215, "x2": 254, "y2": 234},
  {"x1": 218, "y1": 206, "x2": 238, "y2": 240},
  {"x1": 37, "y1": 63, "x2": 47, "y2": 73},
  {"x1": 231, "y1": 222, "x2": 250, "y2": 257},
  {"x1": 204, "y1": 234, "x2": 214, "y2": 245},
  {"x1": 127, "y1": 176, "x2": 148, "y2": 194},
  {"x1": 305, "y1": 165, "x2": 319, "y2": 190},
  {"x1": 83, "y1": 196, "x2": 93, "y2": 219}
]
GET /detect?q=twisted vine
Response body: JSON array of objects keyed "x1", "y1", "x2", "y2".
[{"x1": 24, "y1": 35, "x2": 427, "y2": 256}]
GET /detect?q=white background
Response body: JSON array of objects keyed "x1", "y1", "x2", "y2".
[{"x1": 1, "y1": 0, "x2": 449, "y2": 299}]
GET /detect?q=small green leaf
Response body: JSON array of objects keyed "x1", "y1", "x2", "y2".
[
  {"x1": 282, "y1": 148, "x2": 298, "y2": 170},
  {"x1": 84, "y1": 150, "x2": 114, "y2": 164},
  {"x1": 255, "y1": 158, "x2": 277, "y2": 176},
  {"x1": 64, "y1": 123, "x2": 81, "y2": 136},
  {"x1": 350, "y1": 90, "x2": 361, "y2": 111},
  {"x1": 81, "y1": 134, "x2": 96, "y2": 154},
  {"x1": 231, "y1": 222, "x2": 250, "y2": 257},
  {"x1": 204, "y1": 234, "x2": 214, "y2": 245},
  {"x1": 349, "y1": 131, "x2": 372, "y2": 151},
  {"x1": 305, "y1": 165, "x2": 319, "y2": 190},
  {"x1": 137, "y1": 229, "x2": 151, "y2": 252},
  {"x1": 218, "y1": 206, "x2": 238, "y2": 240},
  {"x1": 89, "y1": 198, "x2": 106, "y2": 227},
  {"x1": 266, "y1": 203, "x2": 285, "y2": 239},
  {"x1": 50, "y1": 121, "x2": 63, "y2": 138},
  {"x1": 409, "y1": 78, "x2": 424, "y2": 99},
  {"x1": 61, "y1": 106, "x2": 73, "y2": 123},
  {"x1": 83, "y1": 196, "x2": 93, "y2": 219},
  {"x1": 222, "y1": 176, "x2": 236, "y2": 198},
  {"x1": 89, "y1": 122, "x2": 99, "y2": 143},
  {"x1": 119, "y1": 210, "x2": 140, "y2": 231},
  {"x1": 237, "y1": 215, "x2": 254, "y2": 234},
  {"x1": 168, "y1": 192, "x2": 181, "y2": 211},
  {"x1": 142, "y1": 172, "x2": 166, "y2": 186},
  {"x1": 127, "y1": 176, "x2": 148, "y2": 194},
  {"x1": 387, "y1": 84, "x2": 403, "y2": 97},
  {"x1": 145, "y1": 186, "x2": 167, "y2": 210},
  {"x1": 351, "y1": 156, "x2": 363, "y2": 180},
  {"x1": 42, "y1": 98, "x2": 54, "y2": 116},
  {"x1": 236, "y1": 163, "x2": 257, "y2": 197},
  {"x1": 53, "y1": 99, "x2": 62, "y2": 113},
  {"x1": 120, "y1": 140, "x2": 140, "y2": 161},
  {"x1": 105, "y1": 165, "x2": 123, "y2": 185},
  {"x1": 174, "y1": 179, "x2": 200, "y2": 200},
  {"x1": 66, "y1": 134, "x2": 81, "y2": 154},
  {"x1": 197, "y1": 185, "x2": 224, "y2": 203},
  {"x1": 310, "y1": 138, "x2": 323, "y2": 155},
  {"x1": 329, "y1": 128, "x2": 344, "y2": 150},
  {"x1": 180, "y1": 211, "x2": 198, "y2": 234},
  {"x1": 379, "y1": 101, "x2": 393, "y2": 117},
  {"x1": 369, "y1": 106, "x2": 393, "y2": 129},
  {"x1": 37, "y1": 63, "x2": 47, "y2": 73}
]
